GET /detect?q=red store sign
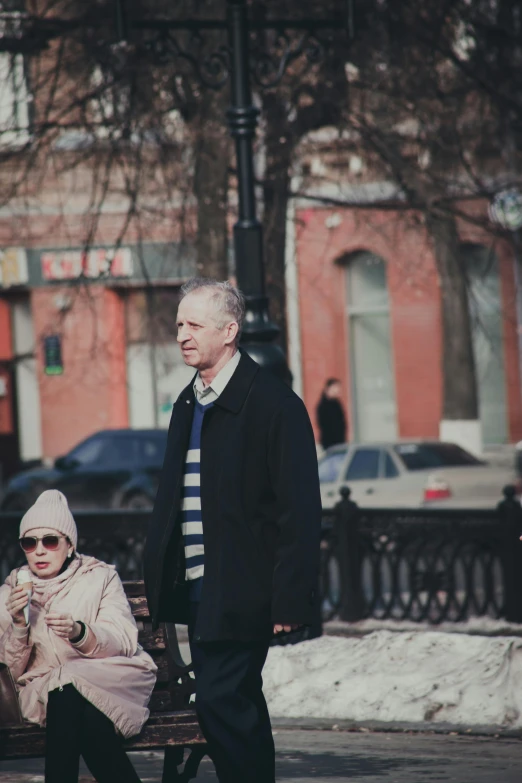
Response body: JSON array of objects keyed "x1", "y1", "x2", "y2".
[{"x1": 41, "y1": 248, "x2": 133, "y2": 281}]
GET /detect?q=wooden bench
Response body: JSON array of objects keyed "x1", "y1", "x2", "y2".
[{"x1": 0, "y1": 581, "x2": 207, "y2": 782}]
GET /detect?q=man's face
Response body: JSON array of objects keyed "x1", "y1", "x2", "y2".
[
  {"x1": 177, "y1": 290, "x2": 236, "y2": 371},
  {"x1": 326, "y1": 382, "x2": 342, "y2": 399}
]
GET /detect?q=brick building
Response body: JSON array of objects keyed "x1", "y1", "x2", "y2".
[
  {"x1": 0, "y1": 234, "x2": 196, "y2": 479},
  {"x1": 290, "y1": 202, "x2": 522, "y2": 451},
  {"x1": 0, "y1": 32, "x2": 520, "y2": 481},
  {"x1": 0, "y1": 192, "x2": 520, "y2": 483}
]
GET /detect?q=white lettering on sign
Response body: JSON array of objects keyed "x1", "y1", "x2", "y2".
[
  {"x1": 0, "y1": 247, "x2": 29, "y2": 288},
  {"x1": 41, "y1": 248, "x2": 133, "y2": 281}
]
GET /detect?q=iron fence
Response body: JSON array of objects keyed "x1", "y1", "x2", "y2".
[
  {"x1": 2, "y1": 491, "x2": 521, "y2": 625},
  {"x1": 321, "y1": 487, "x2": 522, "y2": 624}
]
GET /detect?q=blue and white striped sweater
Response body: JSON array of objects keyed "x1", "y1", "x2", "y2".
[{"x1": 181, "y1": 399, "x2": 213, "y2": 581}]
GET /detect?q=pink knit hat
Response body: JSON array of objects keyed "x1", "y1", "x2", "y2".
[{"x1": 19, "y1": 490, "x2": 78, "y2": 550}]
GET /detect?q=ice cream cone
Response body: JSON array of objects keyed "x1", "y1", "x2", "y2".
[{"x1": 16, "y1": 571, "x2": 33, "y2": 625}]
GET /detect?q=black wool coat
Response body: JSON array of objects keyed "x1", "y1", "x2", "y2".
[{"x1": 143, "y1": 351, "x2": 322, "y2": 642}]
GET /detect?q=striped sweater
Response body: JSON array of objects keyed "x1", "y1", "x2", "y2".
[{"x1": 181, "y1": 399, "x2": 214, "y2": 583}]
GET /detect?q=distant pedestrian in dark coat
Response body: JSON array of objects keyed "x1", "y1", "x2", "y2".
[
  {"x1": 143, "y1": 278, "x2": 322, "y2": 783},
  {"x1": 317, "y1": 378, "x2": 347, "y2": 450}
]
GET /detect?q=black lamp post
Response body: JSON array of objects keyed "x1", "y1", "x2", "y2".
[
  {"x1": 130, "y1": 0, "x2": 346, "y2": 381},
  {"x1": 226, "y1": 0, "x2": 284, "y2": 378},
  {"x1": 128, "y1": 0, "x2": 346, "y2": 381},
  {"x1": 0, "y1": 0, "x2": 347, "y2": 382}
]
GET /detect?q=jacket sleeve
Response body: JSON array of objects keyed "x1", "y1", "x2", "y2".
[
  {"x1": 0, "y1": 583, "x2": 33, "y2": 681},
  {"x1": 76, "y1": 570, "x2": 139, "y2": 659},
  {"x1": 268, "y1": 395, "x2": 322, "y2": 626}
]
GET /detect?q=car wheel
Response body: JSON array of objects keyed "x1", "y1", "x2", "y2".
[{"x1": 122, "y1": 493, "x2": 152, "y2": 510}]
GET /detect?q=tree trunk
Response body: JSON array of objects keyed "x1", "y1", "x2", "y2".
[
  {"x1": 262, "y1": 94, "x2": 293, "y2": 355},
  {"x1": 192, "y1": 88, "x2": 230, "y2": 280},
  {"x1": 426, "y1": 211, "x2": 478, "y2": 420}
]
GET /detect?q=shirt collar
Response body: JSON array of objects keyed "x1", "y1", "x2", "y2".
[{"x1": 193, "y1": 350, "x2": 241, "y2": 399}]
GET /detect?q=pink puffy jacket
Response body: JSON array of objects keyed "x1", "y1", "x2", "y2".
[{"x1": 0, "y1": 557, "x2": 157, "y2": 739}]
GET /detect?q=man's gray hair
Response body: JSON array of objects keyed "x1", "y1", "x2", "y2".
[{"x1": 180, "y1": 278, "x2": 246, "y2": 344}]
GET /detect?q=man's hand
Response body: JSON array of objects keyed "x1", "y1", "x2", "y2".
[{"x1": 273, "y1": 624, "x2": 300, "y2": 635}]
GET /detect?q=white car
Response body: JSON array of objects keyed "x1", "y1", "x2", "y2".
[{"x1": 318, "y1": 441, "x2": 517, "y2": 509}]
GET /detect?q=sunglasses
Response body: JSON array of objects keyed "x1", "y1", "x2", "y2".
[{"x1": 19, "y1": 535, "x2": 68, "y2": 553}]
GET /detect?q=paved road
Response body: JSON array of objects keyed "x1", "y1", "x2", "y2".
[{"x1": 1, "y1": 729, "x2": 522, "y2": 782}]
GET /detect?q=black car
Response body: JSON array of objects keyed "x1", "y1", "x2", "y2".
[{"x1": 0, "y1": 429, "x2": 168, "y2": 511}]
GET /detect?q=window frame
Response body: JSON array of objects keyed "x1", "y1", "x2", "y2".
[{"x1": 0, "y1": 51, "x2": 31, "y2": 149}]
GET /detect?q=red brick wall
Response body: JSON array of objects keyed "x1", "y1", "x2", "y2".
[
  {"x1": 296, "y1": 206, "x2": 522, "y2": 444},
  {"x1": 31, "y1": 285, "x2": 128, "y2": 459},
  {"x1": 296, "y1": 207, "x2": 442, "y2": 442},
  {"x1": 0, "y1": 298, "x2": 13, "y2": 435},
  {"x1": 0, "y1": 298, "x2": 12, "y2": 360}
]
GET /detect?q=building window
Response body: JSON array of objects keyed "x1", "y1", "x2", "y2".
[
  {"x1": 462, "y1": 244, "x2": 508, "y2": 444},
  {"x1": 344, "y1": 251, "x2": 398, "y2": 442},
  {"x1": 0, "y1": 52, "x2": 30, "y2": 148}
]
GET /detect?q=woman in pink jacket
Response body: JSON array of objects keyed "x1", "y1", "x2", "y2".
[{"x1": 0, "y1": 490, "x2": 157, "y2": 783}]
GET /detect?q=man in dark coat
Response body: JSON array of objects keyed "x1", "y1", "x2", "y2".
[
  {"x1": 316, "y1": 378, "x2": 348, "y2": 451},
  {"x1": 143, "y1": 278, "x2": 321, "y2": 783}
]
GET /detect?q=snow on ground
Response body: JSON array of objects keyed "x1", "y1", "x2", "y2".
[{"x1": 263, "y1": 631, "x2": 522, "y2": 728}]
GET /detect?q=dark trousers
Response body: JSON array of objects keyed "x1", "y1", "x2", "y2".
[
  {"x1": 45, "y1": 684, "x2": 141, "y2": 783},
  {"x1": 189, "y1": 602, "x2": 275, "y2": 783}
]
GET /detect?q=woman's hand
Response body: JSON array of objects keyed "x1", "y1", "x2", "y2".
[
  {"x1": 5, "y1": 585, "x2": 30, "y2": 627},
  {"x1": 45, "y1": 613, "x2": 82, "y2": 640}
]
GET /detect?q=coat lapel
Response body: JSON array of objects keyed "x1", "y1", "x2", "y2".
[{"x1": 213, "y1": 351, "x2": 260, "y2": 414}]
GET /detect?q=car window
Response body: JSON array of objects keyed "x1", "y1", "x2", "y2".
[
  {"x1": 108, "y1": 437, "x2": 139, "y2": 465},
  {"x1": 68, "y1": 437, "x2": 108, "y2": 466},
  {"x1": 345, "y1": 448, "x2": 380, "y2": 481},
  {"x1": 384, "y1": 452, "x2": 399, "y2": 478},
  {"x1": 318, "y1": 451, "x2": 346, "y2": 483},
  {"x1": 394, "y1": 443, "x2": 484, "y2": 471}
]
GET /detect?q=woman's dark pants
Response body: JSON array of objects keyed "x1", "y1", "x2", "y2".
[
  {"x1": 45, "y1": 684, "x2": 141, "y2": 783},
  {"x1": 188, "y1": 601, "x2": 275, "y2": 783}
]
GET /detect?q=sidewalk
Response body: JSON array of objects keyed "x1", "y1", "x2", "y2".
[{"x1": 1, "y1": 729, "x2": 522, "y2": 782}]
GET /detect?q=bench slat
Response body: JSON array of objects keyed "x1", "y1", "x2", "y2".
[
  {"x1": 127, "y1": 595, "x2": 149, "y2": 618},
  {"x1": 123, "y1": 581, "x2": 146, "y2": 598},
  {"x1": 138, "y1": 628, "x2": 167, "y2": 651},
  {"x1": 0, "y1": 713, "x2": 204, "y2": 760}
]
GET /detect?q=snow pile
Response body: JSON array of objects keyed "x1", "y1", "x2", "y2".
[{"x1": 263, "y1": 631, "x2": 522, "y2": 728}]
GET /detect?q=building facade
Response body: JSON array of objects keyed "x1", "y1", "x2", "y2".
[
  {"x1": 0, "y1": 200, "x2": 520, "y2": 484},
  {"x1": 293, "y1": 204, "x2": 522, "y2": 451},
  {"x1": 0, "y1": 239, "x2": 195, "y2": 479}
]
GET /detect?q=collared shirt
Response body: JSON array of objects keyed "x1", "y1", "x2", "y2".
[
  {"x1": 193, "y1": 350, "x2": 241, "y2": 405},
  {"x1": 182, "y1": 350, "x2": 240, "y2": 595}
]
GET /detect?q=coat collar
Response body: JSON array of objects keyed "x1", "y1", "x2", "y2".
[
  {"x1": 213, "y1": 350, "x2": 259, "y2": 413},
  {"x1": 176, "y1": 350, "x2": 259, "y2": 415}
]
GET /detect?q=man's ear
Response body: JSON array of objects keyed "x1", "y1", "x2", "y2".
[{"x1": 224, "y1": 321, "x2": 239, "y2": 345}]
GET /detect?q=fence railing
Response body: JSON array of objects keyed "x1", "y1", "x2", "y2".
[
  {"x1": 320, "y1": 486, "x2": 522, "y2": 624},
  {"x1": 2, "y1": 490, "x2": 521, "y2": 626}
]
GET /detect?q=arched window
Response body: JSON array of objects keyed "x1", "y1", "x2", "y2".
[
  {"x1": 344, "y1": 251, "x2": 397, "y2": 442},
  {"x1": 462, "y1": 244, "x2": 507, "y2": 444}
]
